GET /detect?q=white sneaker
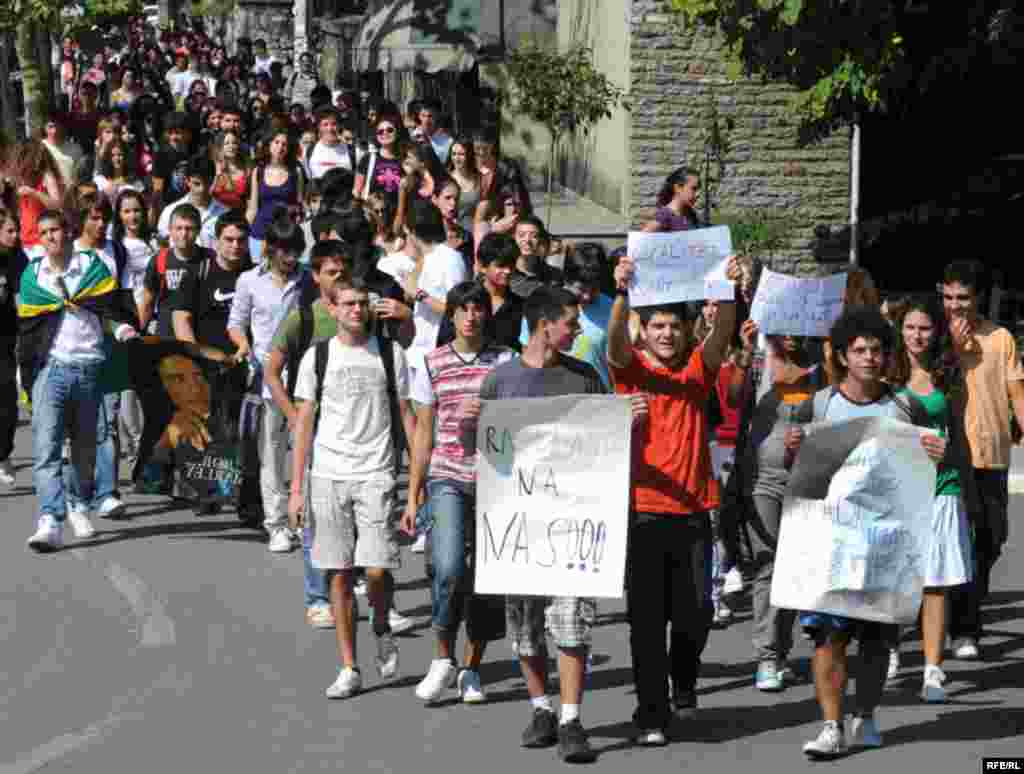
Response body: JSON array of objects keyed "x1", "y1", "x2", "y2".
[
  {"x1": 96, "y1": 495, "x2": 127, "y2": 519},
  {"x1": 306, "y1": 604, "x2": 336, "y2": 629},
  {"x1": 457, "y1": 668, "x2": 486, "y2": 704},
  {"x1": 415, "y1": 658, "x2": 457, "y2": 703},
  {"x1": 0, "y1": 461, "x2": 15, "y2": 486},
  {"x1": 921, "y1": 665, "x2": 947, "y2": 703},
  {"x1": 886, "y1": 647, "x2": 900, "y2": 680},
  {"x1": 953, "y1": 638, "x2": 980, "y2": 660},
  {"x1": 353, "y1": 578, "x2": 368, "y2": 596},
  {"x1": 268, "y1": 527, "x2": 294, "y2": 553},
  {"x1": 389, "y1": 607, "x2": 414, "y2": 635},
  {"x1": 713, "y1": 598, "x2": 733, "y2": 626},
  {"x1": 375, "y1": 631, "x2": 400, "y2": 679},
  {"x1": 411, "y1": 534, "x2": 427, "y2": 553},
  {"x1": 67, "y1": 505, "x2": 96, "y2": 539},
  {"x1": 850, "y1": 715, "x2": 883, "y2": 748},
  {"x1": 325, "y1": 667, "x2": 362, "y2": 699},
  {"x1": 723, "y1": 566, "x2": 744, "y2": 595},
  {"x1": 803, "y1": 721, "x2": 847, "y2": 759},
  {"x1": 635, "y1": 728, "x2": 667, "y2": 747},
  {"x1": 27, "y1": 515, "x2": 64, "y2": 552}
]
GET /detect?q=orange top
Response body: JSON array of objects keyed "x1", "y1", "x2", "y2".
[
  {"x1": 212, "y1": 170, "x2": 249, "y2": 211},
  {"x1": 612, "y1": 347, "x2": 720, "y2": 516},
  {"x1": 959, "y1": 318, "x2": 1024, "y2": 469},
  {"x1": 19, "y1": 179, "x2": 45, "y2": 247}
]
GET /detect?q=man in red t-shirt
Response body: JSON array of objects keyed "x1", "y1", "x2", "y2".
[{"x1": 606, "y1": 254, "x2": 737, "y2": 745}]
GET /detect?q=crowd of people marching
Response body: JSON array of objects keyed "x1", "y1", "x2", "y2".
[{"x1": 0, "y1": 23, "x2": 1019, "y2": 764}]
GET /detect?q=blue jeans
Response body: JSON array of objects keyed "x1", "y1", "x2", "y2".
[
  {"x1": 427, "y1": 478, "x2": 505, "y2": 641},
  {"x1": 32, "y1": 359, "x2": 104, "y2": 521},
  {"x1": 303, "y1": 523, "x2": 330, "y2": 607},
  {"x1": 90, "y1": 392, "x2": 121, "y2": 505}
]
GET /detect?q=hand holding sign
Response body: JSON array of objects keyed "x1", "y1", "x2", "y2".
[
  {"x1": 626, "y1": 226, "x2": 735, "y2": 307},
  {"x1": 749, "y1": 269, "x2": 847, "y2": 338}
]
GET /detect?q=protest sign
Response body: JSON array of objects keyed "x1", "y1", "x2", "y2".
[
  {"x1": 104, "y1": 336, "x2": 246, "y2": 501},
  {"x1": 626, "y1": 226, "x2": 734, "y2": 306},
  {"x1": 748, "y1": 269, "x2": 847, "y2": 338},
  {"x1": 770, "y1": 416, "x2": 937, "y2": 624},
  {"x1": 474, "y1": 395, "x2": 632, "y2": 599}
]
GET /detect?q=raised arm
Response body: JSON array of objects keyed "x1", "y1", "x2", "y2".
[
  {"x1": 700, "y1": 256, "x2": 740, "y2": 373},
  {"x1": 607, "y1": 255, "x2": 635, "y2": 370}
]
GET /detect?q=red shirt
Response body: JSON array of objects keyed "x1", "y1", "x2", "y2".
[
  {"x1": 612, "y1": 347, "x2": 720, "y2": 516},
  {"x1": 714, "y1": 361, "x2": 742, "y2": 447}
]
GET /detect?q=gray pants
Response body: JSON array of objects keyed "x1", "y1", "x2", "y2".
[
  {"x1": 260, "y1": 399, "x2": 291, "y2": 531},
  {"x1": 750, "y1": 494, "x2": 797, "y2": 662}
]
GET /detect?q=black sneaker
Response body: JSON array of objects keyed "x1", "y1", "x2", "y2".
[
  {"x1": 673, "y1": 689, "x2": 697, "y2": 721},
  {"x1": 521, "y1": 708, "x2": 558, "y2": 748},
  {"x1": 558, "y1": 720, "x2": 596, "y2": 763}
]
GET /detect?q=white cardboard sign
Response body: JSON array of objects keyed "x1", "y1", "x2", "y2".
[
  {"x1": 626, "y1": 226, "x2": 734, "y2": 306},
  {"x1": 749, "y1": 269, "x2": 847, "y2": 337},
  {"x1": 474, "y1": 395, "x2": 632, "y2": 598}
]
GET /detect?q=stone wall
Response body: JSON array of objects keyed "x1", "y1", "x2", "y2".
[{"x1": 629, "y1": 0, "x2": 851, "y2": 272}]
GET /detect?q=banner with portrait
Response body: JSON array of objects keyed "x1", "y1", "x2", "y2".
[{"x1": 102, "y1": 336, "x2": 247, "y2": 502}]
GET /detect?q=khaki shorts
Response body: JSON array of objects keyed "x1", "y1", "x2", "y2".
[{"x1": 309, "y1": 475, "x2": 401, "y2": 571}]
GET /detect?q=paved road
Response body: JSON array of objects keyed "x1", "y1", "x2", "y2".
[{"x1": 1, "y1": 418, "x2": 1022, "y2": 774}]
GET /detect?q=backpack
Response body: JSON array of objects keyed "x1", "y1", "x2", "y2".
[{"x1": 311, "y1": 334, "x2": 403, "y2": 467}]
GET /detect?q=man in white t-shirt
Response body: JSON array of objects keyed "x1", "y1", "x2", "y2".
[
  {"x1": 308, "y1": 109, "x2": 362, "y2": 179},
  {"x1": 157, "y1": 157, "x2": 226, "y2": 250},
  {"x1": 251, "y1": 39, "x2": 276, "y2": 75},
  {"x1": 403, "y1": 200, "x2": 468, "y2": 371},
  {"x1": 288, "y1": 278, "x2": 417, "y2": 700}
]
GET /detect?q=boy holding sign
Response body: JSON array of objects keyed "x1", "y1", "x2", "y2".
[
  {"x1": 784, "y1": 306, "x2": 947, "y2": 758},
  {"x1": 478, "y1": 286, "x2": 606, "y2": 764},
  {"x1": 606, "y1": 253, "x2": 738, "y2": 745}
]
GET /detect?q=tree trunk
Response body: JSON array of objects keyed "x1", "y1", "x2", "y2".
[
  {"x1": 15, "y1": 21, "x2": 51, "y2": 138},
  {"x1": 546, "y1": 130, "x2": 557, "y2": 229},
  {"x1": 0, "y1": 31, "x2": 16, "y2": 143}
]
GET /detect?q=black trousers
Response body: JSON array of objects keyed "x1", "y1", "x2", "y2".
[
  {"x1": 948, "y1": 468, "x2": 1008, "y2": 641},
  {"x1": 0, "y1": 346, "x2": 17, "y2": 462},
  {"x1": 627, "y1": 512, "x2": 713, "y2": 730}
]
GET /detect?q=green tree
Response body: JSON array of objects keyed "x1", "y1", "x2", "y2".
[
  {"x1": 1, "y1": 0, "x2": 141, "y2": 137},
  {"x1": 669, "y1": 0, "x2": 1021, "y2": 134},
  {"x1": 503, "y1": 43, "x2": 629, "y2": 225}
]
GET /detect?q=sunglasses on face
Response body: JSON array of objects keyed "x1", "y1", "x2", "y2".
[{"x1": 377, "y1": 126, "x2": 396, "y2": 136}]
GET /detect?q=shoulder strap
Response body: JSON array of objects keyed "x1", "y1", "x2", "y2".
[
  {"x1": 812, "y1": 387, "x2": 838, "y2": 422},
  {"x1": 287, "y1": 302, "x2": 315, "y2": 398},
  {"x1": 362, "y1": 151, "x2": 377, "y2": 199},
  {"x1": 111, "y1": 239, "x2": 129, "y2": 280},
  {"x1": 157, "y1": 246, "x2": 169, "y2": 275},
  {"x1": 377, "y1": 333, "x2": 403, "y2": 471},
  {"x1": 199, "y1": 256, "x2": 211, "y2": 284},
  {"x1": 312, "y1": 338, "x2": 330, "y2": 433}
]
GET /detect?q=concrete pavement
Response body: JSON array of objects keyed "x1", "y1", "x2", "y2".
[{"x1": 1, "y1": 417, "x2": 1022, "y2": 774}]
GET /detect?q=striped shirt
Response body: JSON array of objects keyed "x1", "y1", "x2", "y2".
[{"x1": 411, "y1": 343, "x2": 515, "y2": 484}]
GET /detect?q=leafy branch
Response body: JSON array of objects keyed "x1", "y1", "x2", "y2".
[{"x1": 503, "y1": 43, "x2": 630, "y2": 225}]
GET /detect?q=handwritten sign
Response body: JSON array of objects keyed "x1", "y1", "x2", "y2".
[
  {"x1": 474, "y1": 395, "x2": 632, "y2": 598},
  {"x1": 627, "y1": 226, "x2": 734, "y2": 306},
  {"x1": 771, "y1": 416, "x2": 937, "y2": 624},
  {"x1": 749, "y1": 269, "x2": 847, "y2": 337}
]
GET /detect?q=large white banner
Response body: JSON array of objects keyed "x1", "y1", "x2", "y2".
[
  {"x1": 474, "y1": 395, "x2": 632, "y2": 598},
  {"x1": 770, "y1": 416, "x2": 937, "y2": 624},
  {"x1": 749, "y1": 269, "x2": 847, "y2": 338},
  {"x1": 626, "y1": 226, "x2": 734, "y2": 306}
]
